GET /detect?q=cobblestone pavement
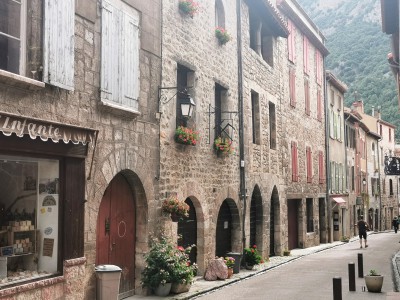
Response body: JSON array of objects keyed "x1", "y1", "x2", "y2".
[{"x1": 127, "y1": 232, "x2": 400, "y2": 300}]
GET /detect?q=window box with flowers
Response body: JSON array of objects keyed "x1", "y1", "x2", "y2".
[
  {"x1": 243, "y1": 245, "x2": 263, "y2": 269},
  {"x1": 162, "y1": 195, "x2": 189, "y2": 222},
  {"x1": 178, "y1": 0, "x2": 199, "y2": 18},
  {"x1": 215, "y1": 27, "x2": 231, "y2": 45},
  {"x1": 214, "y1": 136, "x2": 234, "y2": 156},
  {"x1": 175, "y1": 126, "x2": 199, "y2": 146}
]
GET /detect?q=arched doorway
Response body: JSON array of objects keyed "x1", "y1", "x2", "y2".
[
  {"x1": 250, "y1": 185, "x2": 262, "y2": 248},
  {"x1": 270, "y1": 186, "x2": 280, "y2": 256},
  {"x1": 215, "y1": 199, "x2": 240, "y2": 257},
  {"x1": 96, "y1": 173, "x2": 136, "y2": 296},
  {"x1": 178, "y1": 198, "x2": 197, "y2": 264}
]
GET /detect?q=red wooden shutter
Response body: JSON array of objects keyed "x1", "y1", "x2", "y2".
[
  {"x1": 315, "y1": 50, "x2": 322, "y2": 85},
  {"x1": 305, "y1": 80, "x2": 310, "y2": 115},
  {"x1": 290, "y1": 69, "x2": 296, "y2": 107},
  {"x1": 317, "y1": 89, "x2": 322, "y2": 121},
  {"x1": 288, "y1": 20, "x2": 296, "y2": 63},
  {"x1": 303, "y1": 36, "x2": 309, "y2": 74},
  {"x1": 292, "y1": 141, "x2": 298, "y2": 182}
]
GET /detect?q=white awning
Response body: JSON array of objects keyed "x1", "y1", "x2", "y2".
[{"x1": 332, "y1": 197, "x2": 346, "y2": 205}]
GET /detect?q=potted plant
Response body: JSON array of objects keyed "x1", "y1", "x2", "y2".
[
  {"x1": 214, "y1": 136, "x2": 234, "y2": 155},
  {"x1": 283, "y1": 249, "x2": 291, "y2": 256},
  {"x1": 341, "y1": 236, "x2": 350, "y2": 243},
  {"x1": 170, "y1": 245, "x2": 197, "y2": 293},
  {"x1": 162, "y1": 195, "x2": 190, "y2": 222},
  {"x1": 364, "y1": 269, "x2": 384, "y2": 293},
  {"x1": 141, "y1": 235, "x2": 176, "y2": 296},
  {"x1": 175, "y1": 126, "x2": 199, "y2": 146},
  {"x1": 243, "y1": 245, "x2": 263, "y2": 269},
  {"x1": 224, "y1": 256, "x2": 235, "y2": 278},
  {"x1": 215, "y1": 27, "x2": 231, "y2": 45},
  {"x1": 178, "y1": 0, "x2": 199, "y2": 18}
]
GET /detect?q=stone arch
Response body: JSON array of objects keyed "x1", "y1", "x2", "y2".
[{"x1": 87, "y1": 147, "x2": 154, "y2": 291}]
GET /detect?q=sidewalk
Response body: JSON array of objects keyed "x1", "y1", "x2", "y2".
[{"x1": 126, "y1": 240, "x2": 348, "y2": 300}]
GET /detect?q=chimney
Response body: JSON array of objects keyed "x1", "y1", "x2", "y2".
[
  {"x1": 352, "y1": 100, "x2": 364, "y2": 113},
  {"x1": 371, "y1": 105, "x2": 375, "y2": 117},
  {"x1": 376, "y1": 106, "x2": 381, "y2": 119}
]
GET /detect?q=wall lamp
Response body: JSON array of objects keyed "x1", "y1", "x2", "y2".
[{"x1": 158, "y1": 86, "x2": 196, "y2": 119}]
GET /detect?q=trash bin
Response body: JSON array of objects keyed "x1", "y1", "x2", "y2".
[
  {"x1": 226, "y1": 252, "x2": 242, "y2": 274},
  {"x1": 95, "y1": 264, "x2": 122, "y2": 300}
]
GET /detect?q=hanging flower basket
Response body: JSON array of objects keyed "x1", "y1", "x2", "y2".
[
  {"x1": 162, "y1": 195, "x2": 189, "y2": 222},
  {"x1": 175, "y1": 126, "x2": 199, "y2": 146},
  {"x1": 215, "y1": 27, "x2": 231, "y2": 45},
  {"x1": 214, "y1": 136, "x2": 234, "y2": 155},
  {"x1": 178, "y1": 0, "x2": 199, "y2": 18}
]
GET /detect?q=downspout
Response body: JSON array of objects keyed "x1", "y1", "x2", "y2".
[
  {"x1": 377, "y1": 139, "x2": 382, "y2": 231},
  {"x1": 156, "y1": 1, "x2": 164, "y2": 181},
  {"x1": 324, "y1": 67, "x2": 332, "y2": 243},
  {"x1": 236, "y1": 0, "x2": 246, "y2": 253}
]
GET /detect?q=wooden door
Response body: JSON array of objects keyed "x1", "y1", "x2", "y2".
[
  {"x1": 216, "y1": 200, "x2": 232, "y2": 257},
  {"x1": 287, "y1": 200, "x2": 299, "y2": 250},
  {"x1": 96, "y1": 174, "x2": 135, "y2": 296}
]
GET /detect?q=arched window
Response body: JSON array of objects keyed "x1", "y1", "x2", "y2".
[{"x1": 215, "y1": 0, "x2": 225, "y2": 29}]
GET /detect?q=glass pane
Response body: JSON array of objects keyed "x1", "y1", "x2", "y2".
[
  {"x1": 0, "y1": 34, "x2": 20, "y2": 73},
  {"x1": 0, "y1": 155, "x2": 59, "y2": 288},
  {"x1": 0, "y1": 0, "x2": 21, "y2": 38}
]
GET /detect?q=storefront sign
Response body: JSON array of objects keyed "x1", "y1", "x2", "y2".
[
  {"x1": 0, "y1": 112, "x2": 95, "y2": 145},
  {"x1": 384, "y1": 156, "x2": 400, "y2": 175}
]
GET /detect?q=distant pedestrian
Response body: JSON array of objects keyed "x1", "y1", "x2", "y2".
[
  {"x1": 356, "y1": 216, "x2": 368, "y2": 248},
  {"x1": 393, "y1": 216, "x2": 399, "y2": 233}
]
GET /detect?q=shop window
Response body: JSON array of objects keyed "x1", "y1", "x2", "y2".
[
  {"x1": 269, "y1": 102, "x2": 276, "y2": 149},
  {"x1": 215, "y1": 0, "x2": 225, "y2": 29},
  {"x1": 0, "y1": 155, "x2": 59, "y2": 287},
  {"x1": 0, "y1": 0, "x2": 74, "y2": 89},
  {"x1": 306, "y1": 198, "x2": 313, "y2": 233},
  {"x1": 251, "y1": 91, "x2": 260, "y2": 145},
  {"x1": 101, "y1": 0, "x2": 140, "y2": 111}
]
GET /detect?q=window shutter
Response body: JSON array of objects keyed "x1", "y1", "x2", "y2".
[
  {"x1": 292, "y1": 141, "x2": 298, "y2": 182},
  {"x1": 306, "y1": 146, "x2": 312, "y2": 183},
  {"x1": 44, "y1": 0, "x2": 75, "y2": 90},
  {"x1": 288, "y1": 20, "x2": 295, "y2": 63},
  {"x1": 303, "y1": 36, "x2": 308, "y2": 74},
  {"x1": 290, "y1": 69, "x2": 296, "y2": 107},
  {"x1": 318, "y1": 150, "x2": 324, "y2": 184},
  {"x1": 101, "y1": 0, "x2": 140, "y2": 110},
  {"x1": 317, "y1": 89, "x2": 322, "y2": 121},
  {"x1": 305, "y1": 80, "x2": 310, "y2": 115}
]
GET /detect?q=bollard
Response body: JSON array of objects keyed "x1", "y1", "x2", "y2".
[
  {"x1": 348, "y1": 262, "x2": 356, "y2": 291},
  {"x1": 333, "y1": 277, "x2": 342, "y2": 300},
  {"x1": 357, "y1": 253, "x2": 363, "y2": 278}
]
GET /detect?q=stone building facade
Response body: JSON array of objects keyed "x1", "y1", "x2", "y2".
[{"x1": 0, "y1": 0, "x2": 161, "y2": 299}]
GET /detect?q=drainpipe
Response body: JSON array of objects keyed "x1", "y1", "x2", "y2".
[
  {"x1": 324, "y1": 65, "x2": 332, "y2": 243},
  {"x1": 377, "y1": 141, "x2": 382, "y2": 231},
  {"x1": 236, "y1": 0, "x2": 246, "y2": 253}
]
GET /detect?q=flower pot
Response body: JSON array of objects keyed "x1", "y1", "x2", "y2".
[
  {"x1": 365, "y1": 275, "x2": 384, "y2": 293},
  {"x1": 171, "y1": 282, "x2": 192, "y2": 294},
  {"x1": 245, "y1": 263, "x2": 255, "y2": 270},
  {"x1": 227, "y1": 268, "x2": 234, "y2": 278},
  {"x1": 154, "y1": 282, "x2": 172, "y2": 296}
]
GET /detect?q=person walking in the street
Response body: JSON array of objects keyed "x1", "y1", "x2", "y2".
[
  {"x1": 393, "y1": 216, "x2": 399, "y2": 233},
  {"x1": 356, "y1": 216, "x2": 368, "y2": 248}
]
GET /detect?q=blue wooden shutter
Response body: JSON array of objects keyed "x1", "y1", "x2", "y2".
[
  {"x1": 43, "y1": 0, "x2": 75, "y2": 90},
  {"x1": 101, "y1": 0, "x2": 140, "y2": 111}
]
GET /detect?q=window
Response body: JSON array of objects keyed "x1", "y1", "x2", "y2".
[
  {"x1": 317, "y1": 89, "x2": 322, "y2": 121},
  {"x1": 306, "y1": 198, "x2": 313, "y2": 233},
  {"x1": 291, "y1": 141, "x2": 298, "y2": 182},
  {"x1": 304, "y1": 79, "x2": 310, "y2": 116},
  {"x1": 215, "y1": 0, "x2": 225, "y2": 29},
  {"x1": 329, "y1": 109, "x2": 334, "y2": 138},
  {"x1": 389, "y1": 128, "x2": 392, "y2": 142},
  {"x1": 303, "y1": 35, "x2": 309, "y2": 74},
  {"x1": 351, "y1": 166, "x2": 355, "y2": 191},
  {"x1": 215, "y1": 83, "x2": 229, "y2": 139},
  {"x1": 318, "y1": 150, "x2": 324, "y2": 184},
  {"x1": 287, "y1": 19, "x2": 296, "y2": 63},
  {"x1": 315, "y1": 50, "x2": 322, "y2": 85},
  {"x1": 0, "y1": 0, "x2": 74, "y2": 89},
  {"x1": 337, "y1": 112, "x2": 342, "y2": 141},
  {"x1": 306, "y1": 146, "x2": 312, "y2": 183},
  {"x1": 0, "y1": 155, "x2": 60, "y2": 286},
  {"x1": 249, "y1": 10, "x2": 274, "y2": 66},
  {"x1": 330, "y1": 162, "x2": 335, "y2": 193},
  {"x1": 178, "y1": 65, "x2": 195, "y2": 128},
  {"x1": 390, "y1": 179, "x2": 393, "y2": 196},
  {"x1": 289, "y1": 68, "x2": 296, "y2": 107},
  {"x1": 380, "y1": 124, "x2": 383, "y2": 137},
  {"x1": 101, "y1": 0, "x2": 140, "y2": 111},
  {"x1": 269, "y1": 102, "x2": 276, "y2": 149}
]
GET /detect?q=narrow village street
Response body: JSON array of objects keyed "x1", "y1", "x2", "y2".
[{"x1": 196, "y1": 232, "x2": 400, "y2": 300}]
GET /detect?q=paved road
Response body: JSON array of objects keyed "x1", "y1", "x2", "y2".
[{"x1": 196, "y1": 232, "x2": 400, "y2": 300}]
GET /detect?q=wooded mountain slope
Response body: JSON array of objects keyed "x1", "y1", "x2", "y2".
[{"x1": 297, "y1": 0, "x2": 399, "y2": 141}]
